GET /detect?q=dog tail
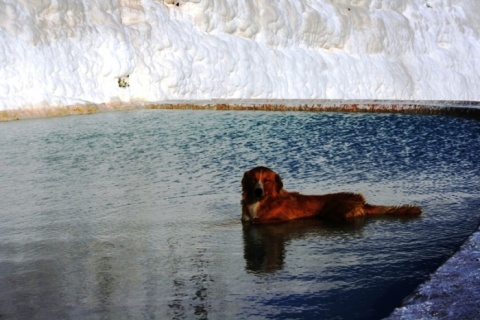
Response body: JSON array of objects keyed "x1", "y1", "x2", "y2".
[{"x1": 364, "y1": 204, "x2": 422, "y2": 217}]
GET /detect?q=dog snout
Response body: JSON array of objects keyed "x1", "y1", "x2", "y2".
[{"x1": 254, "y1": 183, "x2": 263, "y2": 198}]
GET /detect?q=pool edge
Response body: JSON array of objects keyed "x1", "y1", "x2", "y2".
[
  {"x1": 387, "y1": 224, "x2": 480, "y2": 319},
  {"x1": 1, "y1": 100, "x2": 480, "y2": 122}
]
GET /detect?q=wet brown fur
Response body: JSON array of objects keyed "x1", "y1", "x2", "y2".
[{"x1": 241, "y1": 166, "x2": 421, "y2": 224}]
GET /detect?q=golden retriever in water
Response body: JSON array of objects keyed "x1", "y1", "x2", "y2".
[{"x1": 241, "y1": 166, "x2": 421, "y2": 224}]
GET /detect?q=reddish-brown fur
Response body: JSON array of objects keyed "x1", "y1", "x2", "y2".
[{"x1": 241, "y1": 166, "x2": 421, "y2": 224}]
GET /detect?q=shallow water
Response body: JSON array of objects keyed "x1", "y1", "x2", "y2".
[{"x1": 0, "y1": 110, "x2": 479, "y2": 319}]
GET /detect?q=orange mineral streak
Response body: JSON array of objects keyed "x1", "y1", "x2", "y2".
[{"x1": 2, "y1": 100, "x2": 479, "y2": 121}]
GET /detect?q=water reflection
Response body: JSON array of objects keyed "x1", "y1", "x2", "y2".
[
  {"x1": 242, "y1": 216, "x2": 420, "y2": 274},
  {"x1": 91, "y1": 241, "x2": 117, "y2": 314},
  {"x1": 168, "y1": 247, "x2": 212, "y2": 320}
]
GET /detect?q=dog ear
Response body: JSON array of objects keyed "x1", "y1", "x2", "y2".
[
  {"x1": 274, "y1": 173, "x2": 283, "y2": 192},
  {"x1": 241, "y1": 171, "x2": 250, "y2": 190}
]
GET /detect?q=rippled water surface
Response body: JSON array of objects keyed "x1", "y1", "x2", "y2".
[{"x1": 1, "y1": 110, "x2": 479, "y2": 319}]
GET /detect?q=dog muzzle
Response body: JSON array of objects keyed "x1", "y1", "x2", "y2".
[{"x1": 254, "y1": 183, "x2": 263, "y2": 198}]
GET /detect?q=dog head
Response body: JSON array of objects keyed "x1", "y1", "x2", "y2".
[{"x1": 242, "y1": 166, "x2": 284, "y2": 201}]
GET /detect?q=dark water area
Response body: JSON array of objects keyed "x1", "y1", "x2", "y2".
[{"x1": 0, "y1": 110, "x2": 479, "y2": 319}]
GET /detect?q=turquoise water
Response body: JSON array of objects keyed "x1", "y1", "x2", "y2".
[{"x1": 0, "y1": 110, "x2": 479, "y2": 319}]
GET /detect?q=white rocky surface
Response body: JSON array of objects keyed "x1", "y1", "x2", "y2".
[{"x1": 1, "y1": 0, "x2": 480, "y2": 111}]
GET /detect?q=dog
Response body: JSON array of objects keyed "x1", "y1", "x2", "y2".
[{"x1": 241, "y1": 166, "x2": 421, "y2": 224}]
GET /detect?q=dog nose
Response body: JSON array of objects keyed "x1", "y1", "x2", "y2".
[{"x1": 254, "y1": 186, "x2": 263, "y2": 198}]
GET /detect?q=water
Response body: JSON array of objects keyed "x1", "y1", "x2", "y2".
[{"x1": 0, "y1": 110, "x2": 479, "y2": 319}]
